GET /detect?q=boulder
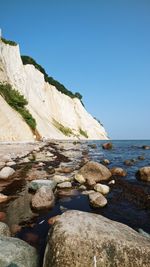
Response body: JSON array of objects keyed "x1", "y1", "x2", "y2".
[
  {"x1": 28, "y1": 179, "x2": 56, "y2": 191},
  {"x1": 43, "y1": 210, "x2": 150, "y2": 267},
  {"x1": 76, "y1": 161, "x2": 111, "y2": 186},
  {"x1": 111, "y1": 167, "x2": 127, "y2": 177},
  {"x1": 31, "y1": 186, "x2": 54, "y2": 210},
  {"x1": 94, "y1": 183, "x2": 110, "y2": 194},
  {"x1": 0, "y1": 222, "x2": 11, "y2": 237},
  {"x1": 102, "y1": 142, "x2": 113, "y2": 150},
  {"x1": 136, "y1": 166, "x2": 150, "y2": 182},
  {"x1": 0, "y1": 167, "x2": 15, "y2": 179},
  {"x1": 0, "y1": 236, "x2": 38, "y2": 267},
  {"x1": 89, "y1": 192, "x2": 107, "y2": 207},
  {"x1": 57, "y1": 182, "x2": 72, "y2": 189}
]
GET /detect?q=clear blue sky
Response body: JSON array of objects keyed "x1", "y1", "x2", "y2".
[{"x1": 1, "y1": 0, "x2": 150, "y2": 139}]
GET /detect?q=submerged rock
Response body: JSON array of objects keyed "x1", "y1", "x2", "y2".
[
  {"x1": 43, "y1": 210, "x2": 150, "y2": 267},
  {"x1": 28, "y1": 179, "x2": 56, "y2": 191},
  {"x1": 136, "y1": 166, "x2": 150, "y2": 182},
  {"x1": 31, "y1": 186, "x2": 55, "y2": 210},
  {"x1": 0, "y1": 236, "x2": 38, "y2": 267},
  {"x1": 89, "y1": 192, "x2": 107, "y2": 207},
  {"x1": 76, "y1": 161, "x2": 111, "y2": 186},
  {"x1": 0, "y1": 167, "x2": 15, "y2": 179}
]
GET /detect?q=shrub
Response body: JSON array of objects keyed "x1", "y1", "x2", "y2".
[
  {"x1": 1, "y1": 37, "x2": 17, "y2": 46},
  {"x1": 21, "y1": 55, "x2": 83, "y2": 101},
  {"x1": 53, "y1": 119, "x2": 73, "y2": 136},
  {"x1": 0, "y1": 83, "x2": 36, "y2": 130},
  {"x1": 79, "y1": 128, "x2": 88, "y2": 138}
]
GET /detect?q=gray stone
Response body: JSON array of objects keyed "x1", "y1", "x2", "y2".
[
  {"x1": 89, "y1": 192, "x2": 107, "y2": 207},
  {"x1": 31, "y1": 186, "x2": 55, "y2": 210},
  {"x1": 76, "y1": 161, "x2": 111, "y2": 186},
  {"x1": 28, "y1": 179, "x2": 56, "y2": 191},
  {"x1": 0, "y1": 167, "x2": 15, "y2": 179},
  {"x1": 0, "y1": 236, "x2": 38, "y2": 267},
  {"x1": 0, "y1": 222, "x2": 11, "y2": 237},
  {"x1": 43, "y1": 210, "x2": 150, "y2": 267}
]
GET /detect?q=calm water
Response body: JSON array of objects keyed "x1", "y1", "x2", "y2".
[{"x1": 14, "y1": 140, "x2": 150, "y2": 265}]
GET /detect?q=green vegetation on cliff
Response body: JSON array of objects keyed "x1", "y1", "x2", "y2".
[
  {"x1": 53, "y1": 119, "x2": 73, "y2": 136},
  {"x1": 1, "y1": 37, "x2": 17, "y2": 46},
  {"x1": 79, "y1": 128, "x2": 88, "y2": 138},
  {"x1": 0, "y1": 83, "x2": 36, "y2": 130},
  {"x1": 21, "y1": 55, "x2": 82, "y2": 100}
]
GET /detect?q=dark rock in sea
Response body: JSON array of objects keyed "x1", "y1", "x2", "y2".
[
  {"x1": 136, "y1": 166, "x2": 150, "y2": 182},
  {"x1": 88, "y1": 144, "x2": 97, "y2": 149},
  {"x1": 102, "y1": 142, "x2": 113, "y2": 150},
  {"x1": 142, "y1": 145, "x2": 150, "y2": 150},
  {"x1": 124, "y1": 160, "x2": 134, "y2": 166},
  {"x1": 138, "y1": 155, "x2": 145, "y2": 160},
  {"x1": 43, "y1": 210, "x2": 150, "y2": 267},
  {"x1": 111, "y1": 167, "x2": 127, "y2": 177}
]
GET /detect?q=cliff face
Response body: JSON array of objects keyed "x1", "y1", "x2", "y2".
[{"x1": 0, "y1": 40, "x2": 108, "y2": 141}]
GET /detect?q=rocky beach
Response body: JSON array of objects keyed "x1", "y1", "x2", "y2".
[{"x1": 0, "y1": 140, "x2": 150, "y2": 267}]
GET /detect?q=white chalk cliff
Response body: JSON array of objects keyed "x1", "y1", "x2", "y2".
[{"x1": 0, "y1": 39, "x2": 108, "y2": 141}]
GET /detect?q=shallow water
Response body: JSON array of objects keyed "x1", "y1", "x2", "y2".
[{"x1": 1, "y1": 140, "x2": 150, "y2": 266}]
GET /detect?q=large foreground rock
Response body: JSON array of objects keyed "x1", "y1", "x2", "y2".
[
  {"x1": 75, "y1": 161, "x2": 111, "y2": 186},
  {"x1": 0, "y1": 236, "x2": 38, "y2": 267},
  {"x1": 136, "y1": 166, "x2": 150, "y2": 182},
  {"x1": 43, "y1": 210, "x2": 150, "y2": 267}
]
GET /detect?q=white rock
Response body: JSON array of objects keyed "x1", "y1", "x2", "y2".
[
  {"x1": 53, "y1": 175, "x2": 71, "y2": 184},
  {"x1": 94, "y1": 183, "x2": 110, "y2": 195},
  {"x1": 0, "y1": 193, "x2": 8, "y2": 203},
  {"x1": 75, "y1": 173, "x2": 86, "y2": 184},
  {"x1": 6, "y1": 161, "x2": 16, "y2": 167},
  {"x1": 57, "y1": 182, "x2": 72, "y2": 188},
  {"x1": 0, "y1": 167, "x2": 15, "y2": 179}
]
